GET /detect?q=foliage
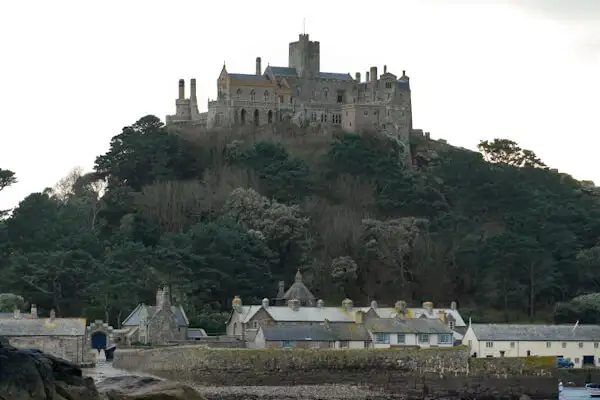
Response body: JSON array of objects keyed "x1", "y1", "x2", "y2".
[{"x1": 1, "y1": 115, "x2": 599, "y2": 330}]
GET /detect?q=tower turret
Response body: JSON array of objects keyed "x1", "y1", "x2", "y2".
[{"x1": 288, "y1": 34, "x2": 320, "y2": 79}]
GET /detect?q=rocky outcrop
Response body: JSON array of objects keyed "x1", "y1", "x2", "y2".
[
  {"x1": 97, "y1": 375, "x2": 205, "y2": 400},
  {"x1": 0, "y1": 336, "x2": 100, "y2": 400}
]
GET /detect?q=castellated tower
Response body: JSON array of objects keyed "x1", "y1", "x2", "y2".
[{"x1": 288, "y1": 34, "x2": 320, "y2": 79}]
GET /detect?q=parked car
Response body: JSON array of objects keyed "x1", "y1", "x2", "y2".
[{"x1": 557, "y1": 358, "x2": 574, "y2": 368}]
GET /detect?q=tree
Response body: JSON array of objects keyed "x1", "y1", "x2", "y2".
[
  {"x1": 0, "y1": 293, "x2": 26, "y2": 312},
  {"x1": 478, "y1": 139, "x2": 546, "y2": 168},
  {"x1": 0, "y1": 168, "x2": 16, "y2": 218}
]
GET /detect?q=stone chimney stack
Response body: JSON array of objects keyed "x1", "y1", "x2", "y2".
[
  {"x1": 156, "y1": 288, "x2": 163, "y2": 308},
  {"x1": 277, "y1": 281, "x2": 285, "y2": 299},
  {"x1": 384, "y1": 65, "x2": 387, "y2": 74},
  {"x1": 178, "y1": 79, "x2": 185, "y2": 100},
  {"x1": 370, "y1": 66, "x2": 377, "y2": 85},
  {"x1": 162, "y1": 286, "x2": 171, "y2": 309},
  {"x1": 256, "y1": 57, "x2": 262, "y2": 76},
  {"x1": 342, "y1": 298, "x2": 353, "y2": 313},
  {"x1": 317, "y1": 299, "x2": 324, "y2": 308},
  {"x1": 355, "y1": 72, "x2": 361, "y2": 82},
  {"x1": 49, "y1": 309, "x2": 56, "y2": 322},
  {"x1": 30, "y1": 304, "x2": 37, "y2": 319},
  {"x1": 190, "y1": 78, "x2": 197, "y2": 101},
  {"x1": 370, "y1": 300, "x2": 378, "y2": 309},
  {"x1": 232, "y1": 296, "x2": 243, "y2": 313},
  {"x1": 437, "y1": 310, "x2": 447, "y2": 323},
  {"x1": 423, "y1": 301, "x2": 434, "y2": 315},
  {"x1": 13, "y1": 308, "x2": 20, "y2": 320},
  {"x1": 262, "y1": 298, "x2": 270, "y2": 308},
  {"x1": 450, "y1": 301, "x2": 457, "y2": 311},
  {"x1": 366, "y1": 71, "x2": 370, "y2": 82},
  {"x1": 354, "y1": 310, "x2": 364, "y2": 324},
  {"x1": 288, "y1": 298, "x2": 300, "y2": 311}
]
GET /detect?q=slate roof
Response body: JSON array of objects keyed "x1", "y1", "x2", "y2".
[
  {"x1": 397, "y1": 80, "x2": 410, "y2": 89},
  {"x1": 328, "y1": 323, "x2": 372, "y2": 341},
  {"x1": 366, "y1": 318, "x2": 453, "y2": 334},
  {"x1": 122, "y1": 305, "x2": 189, "y2": 327},
  {"x1": 318, "y1": 72, "x2": 353, "y2": 80},
  {"x1": 187, "y1": 328, "x2": 207, "y2": 339},
  {"x1": 470, "y1": 324, "x2": 600, "y2": 342},
  {"x1": 0, "y1": 318, "x2": 86, "y2": 336},
  {"x1": 261, "y1": 325, "x2": 339, "y2": 342},
  {"x1": 367, "y1": 307, "x2": 466, "y2": 327},
  {"x1": 238, "y1": 305, "x2": 356, "y2": 323},
  {"x1": 229, "y1": 73, "x2": 269, "y2": 82},
  {"x1": 268, "y1": 66, "x2": 298, "y2": 78}
]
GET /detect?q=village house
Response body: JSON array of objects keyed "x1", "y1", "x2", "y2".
[
  {"x1": 119, "y1": 286, "x2": 192, "y2": 345},
  {"x1": 227, "y1": 270, "x2": 465, "y2": 342},
  {"x1": 367, "y1": 317, "x2": 454, "y2": 348},
  {"x1": 462, "y1": 323, "x2": 600, "y2": 368},
  {"x1": 0, "y1": 308, "x2": 91, "y2": 365}
]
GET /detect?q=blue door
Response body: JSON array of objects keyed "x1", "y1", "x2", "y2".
[{"x1": 91, "y1": 332, "x2": 107, "y2": 350}]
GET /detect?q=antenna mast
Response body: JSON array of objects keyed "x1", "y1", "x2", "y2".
[{"x1": 303, "y1": 18, "x2": 306, "y2": 34}]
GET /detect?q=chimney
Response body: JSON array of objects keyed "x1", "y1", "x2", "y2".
[
  {"x1": 437, "y1": 310, "x2": 447, "y2": 323},
  {"x1": 366, "y1": 71, "x2": 370, "y2": 82},
  {"x1": 323, "y1": 318, "x2": 330, "y2": 329},
  {"x1": 178, "y1": 79, "x2": 185, "y2": 100},
  {"x1": 162, "y1": 285, "x2": 171, "y2": 309},
  {"x1": 370, "y1": 66, "x2": 377, "y2": 85},
  {"x1": 49, "y1": 309, "x2": 56, "y2": 322},
  {"x1": 232, "y1": 296, "x2": 243, "y2": 313},
  {"x1": 370, "y1": 300, "x2": 378, "y2": 309},
  {"x1": 384, "y1": 65, "x2": 387, "y2": 74},
  {"x1": 156, "y1": 288, "x2": 163, "y2": 308},
  {"x1": 342, "y1": 298, "x2": 353, "y2": 313},
  {"x1": 13, "y1": 308, "x2": 20, "y2": 320},
  {"x1": 423, "y1": 301, "x2": 434, "y2": 315},
  {"x1": 190, "y1": 79, "x2": 197, "y2": 101},
  {"x1": 450, "y1": 301, "x2": 457, "y2": 311},
  {"x1": 317, "y1": 299, "x2": 324, "y2": 308},
  {"x1": 354, "y1": 310, "x2": 364, "y2": 324},
  {"x1": 288, "y1": 298, "x2": 300, "y2": 311},
  {"x1": 394, "y1": 300, "x2": 407, "y2": 314},
  {"x1": 355, "y1": 72, "x2": 361, "y2": 82},
  {"x1": 256, "y1": 57, "x2": 262, "y2": 76},
  {"x1": 262, "y1": 298, "x2": 269, "y2": 308},
  {"x1": 30, "y1": 304, "x2": 37, "y2": 319}
]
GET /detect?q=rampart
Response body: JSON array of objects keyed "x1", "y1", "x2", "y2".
[{"x1": 113, "y1": 345, "x2": 557, "y2": 399}]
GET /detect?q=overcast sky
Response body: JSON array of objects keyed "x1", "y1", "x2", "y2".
[{"x1": 1, "y1": 0, "x2": 598, "y2": 210}]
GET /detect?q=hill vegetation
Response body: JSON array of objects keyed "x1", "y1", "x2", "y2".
[{"x1": 1, "y1": 115, "x2": 600, "y2": 331}]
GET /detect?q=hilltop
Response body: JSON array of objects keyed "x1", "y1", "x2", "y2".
[{"x1": 1, "y1": 115, "x2": 600, "y2": 331}]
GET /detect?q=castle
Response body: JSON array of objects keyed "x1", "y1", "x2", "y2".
[{"x1": 166, "y1": 33, "x2": 414, "y2": 143}]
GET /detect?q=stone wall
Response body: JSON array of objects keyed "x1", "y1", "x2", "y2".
[
  {"x1": 557, "y1": 368, "x2": 600, "y2": 386},
  {"x1": 8, "y1": 335, "x2": 88, "y2": 365},
  {"x1": 114, "y1": 346, "x2": 558, "y2": 399}
]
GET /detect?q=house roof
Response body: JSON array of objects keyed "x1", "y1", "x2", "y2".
[
  {"x1": 328, "y1": 323, "x2": 372, "y2": 341},
  {"x1": 318, "y1": 72, "x2": 353, "y2": 80},
  {"x1": 228, "y1": 73, "x2": 269, "y2": 82},
  {"x1": 281, "y1": 270, "x2": 316, "y2": 302},
  {"x1": 367, "y1": 307, "x2": 466, "y2": 327},
  {"x1": 261, "y1": 325, "x2": 339, "y2": 342},
  {"x1": 187, "y1": 328, "x2": 207, "y2": 338},
  {"x1": 0, "y1": 318, "x2": 86, "y2": 336},
  {"x1": 237, "y1": 305, "x2": 357, "y2": 324},
  {"x1": 122, "y1": 304, "x2": 189, "y2": 327},
  {"x1": 366, "y1": 318, "x2": 453, "y2": 334},
  {"x1": 268, "y1": 66, "x2": 298, "y2": 78},
  {"x1": 470, "y1": 324, "x2": 600, "y2": 342}
]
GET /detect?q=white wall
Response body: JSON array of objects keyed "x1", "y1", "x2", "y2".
[{"x1": 371, "y1": 332, "x2": 453, "y2": 349}]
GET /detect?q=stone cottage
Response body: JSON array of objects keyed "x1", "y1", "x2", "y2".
[
  {"x1": 0, "y1": 309, "x2": 91, "y2": 365},
  {"x1": 226, "y1": 270, "x2": 465, "y2": 342},
  {"x1": 120, "y1": 286, "x2": 190, "y2": 345}
]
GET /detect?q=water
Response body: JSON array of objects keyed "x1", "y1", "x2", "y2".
[{"x1": 561, "y1": 387, "x2": 593, "y2": 399}]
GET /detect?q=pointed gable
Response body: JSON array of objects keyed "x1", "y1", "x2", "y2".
[{"x1": 282, "y1": 270, "x2": 316, "y2": 305}]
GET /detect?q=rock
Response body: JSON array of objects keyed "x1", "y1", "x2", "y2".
[
  {"x1": 97, "y1": 375, "x2": 205, "y2": 400},
  {"x1": 0, "y1": 335, "x2": 100, "y2": 400}
]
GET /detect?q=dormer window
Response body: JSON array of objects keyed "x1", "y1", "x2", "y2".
[{"x1": 449, "y1": 321, "x2": 455, "y2": 330}]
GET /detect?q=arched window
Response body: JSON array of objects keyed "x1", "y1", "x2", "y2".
[
  {"x1": 264, "y1": 90, "x2": 269, "y2": 102},
  {"x1": 236, "y1": 89, "x2": 242, "y2": 99},
  {"x1": 250, "y1": 90, "x2": 256, "y2": 102},
  {"x1": 296, "y1": 86, "x2": 301, "y2": 96},
  {"x1": 323, "y1": 89, "x2": 329, "y2": 100}
]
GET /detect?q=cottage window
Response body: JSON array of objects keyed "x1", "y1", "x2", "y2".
[
  {"x1": 252, "y1": 321, "x2": 258, "y2": 329},
  {"x1": 364, "y1": 341, "x2": 372, "y2": 349},
  {"x1": 339, "y1": 341, "x2": 349, "y2": 348},
  {"x1": 575, "y1": 357, "x2": 580, "y2": 363},
  {"x1": 579, "y1": 342, "x2": 584, "y2": 348},
  {"x1": 438, "y1": 334, "x2": 452, "y2": 344},
  {"x1": 510, "y1": 342, "x2": 515, "y2": 348},
  {"x1": 418, "y1": 333, "x2": 430, "y2": 344},
  {"x1": 281, "y1": 340, "x2": 295, "y2": 349},
  {"x1": 337, "y1": 92, "x2": 343, "y2": 103},
  {"x1": 562, "y1": 342, "x2": 567, "y2": 348},
  {"x1": 485, "y1": 342, "x2": 494, "y2": 348},
  {"x1": 309, "y1": 342, "x2": 320, "y2": 349},
  {"x1": 385, "y1": 82, "x2": 392, "y2": 89},
  {"x1": 397, "y1": 333, "x2": 406, "y2": 344},
  {"x1": 595, "y1": 342, "x2": 599, "y2": 348},
  {"x1": 375, "y1": 333, "x2": 390, "y2": 344},
  {"x1": 546, "y1": 342, "x2": 551, "y2": 348}
]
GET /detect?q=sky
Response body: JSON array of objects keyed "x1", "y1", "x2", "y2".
[{"x1": 1, "y1": 0, "x2": 599, "y2": 211}]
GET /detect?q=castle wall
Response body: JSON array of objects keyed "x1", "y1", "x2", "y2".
[
  {"x1": 8, "y1": 335, "x2": 89, "y2": 365},
  {"x1": 114, "y1": 346, "x2": 558, "y2": 399}
]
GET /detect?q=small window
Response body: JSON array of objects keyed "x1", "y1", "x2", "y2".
[
  {"x1": 418, "y1": 333, "x2": 429, "y2": 344},
  {"x1": 397, "y1": 333, "x2": 406, "y2": 344},
  {"x1": 385, "y1": 82, "x2": 392, "y2": 89},
  {"x1": 250, "y1": 90, "x2": 256, "y2": 101},
  {"x1": 449, "y1": 321, "x2": 455, "y2": 330},
  {"x1": 337, "y1": 92, "x2": 343, "y2": 103},
  {"x1": 281, "y1": 340, "x2": 295, "y2": 348},
  {"x1": 575, "y1": 357, "x2": 580, "y2": 363},
  {"x1": 546, "y1": 342, "x2": 551, "y2": 348},
  {"x1": 562, "y1": 342, "x2": 567, "y2": 348},
  {"x1": 236, "y1": 88, "x2": 242, "y2": 99},
  {"x1": 364, "y1": 111, "x2": 368, "y2": 116},
  {"x1": 486, "y1": 342, "x2": 493, "y2": 348},
  {"x1": 309, "y1": 342, "x2": 319, "y2": 349},
  {"x1": 252, "y1": 321, "x2": 258, "y2": 329},
  {"x1": 339, "y1": 341, "x2": 349, "y2": 348},
  {"x1": 323, "y1": 90, "x2": 328, "y2": 99},
  {"x1": 279, "y1": 95, "x2": 283, "y2": 103},
  {"x1": 595, "y1": 342, "x2": 599, "y2": 348},
  {"x1": 579, "y1": 342, "x2": 584, "y2": 348},
  {"x1": 500, "y1": 351, "x2": 505, "y2": 357},
  {"x1": 438, "y1": 334, "x2": 452, "y2": 344},
  {"x1": 510, "y1": 342, "x2": 515, "y2": 348},
  {"x1": 363, "y1": 341, "x2": 372, "y2": 349},
  {"x1": 290, "y1": 96, "x2": 293, "y2": 104},
  {"x1": 375, "y1": 333, "x2": 390, "y2": 344}
]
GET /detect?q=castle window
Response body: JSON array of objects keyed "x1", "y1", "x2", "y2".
[
  {"x1": 279, "y1": 95, "x2": 284, "y2": 103},
  {"x1": 386, "y1": 82, "x2": 392, "y2": 89},
  {"x1": 236, "y1": 89, "x2": 242, "y2": 99},
  {"x1": 387, "y1": 94, "x2": 391, "y2": 100},
  {"x1": 364, "y1": 111, "x2": 368, "y2": 116},
  {"x1": 324, "y1": 113, "x2": 328, "y2": 122},
  {"x1": 323, "y1": 89, "x2": 328, "y2": 99},
  {"x1": 264, "y1": 90, "x2": 269, "y2": 102},
  {"x1": 290, "y1": 96, "x2": 293, "y2": 104},
  {"x1": 337, "y1": 92, "x2": 343, "y2": 103},
  {"x1": 250, "y1": 90, "x2": 256, "y2": 101},
  {"x1": 296, "y1": 86, "x2": 301, "y2": 96},
  {"x1": 387, "y1": 110, "x2": 390, "y2": 116},
  {"x1": 311, "y1": 112, "x2": 317, "y2": 122}
]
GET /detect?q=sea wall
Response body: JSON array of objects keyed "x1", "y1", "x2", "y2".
[{"x1": 114, "y1": 346, "x2": 557, "y2": 399}]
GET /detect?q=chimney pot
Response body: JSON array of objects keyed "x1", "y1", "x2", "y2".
[
  {"x1": 31, "y1": 304, "x2": 37, "y2": 319},
  {"x1": 49, "y1": 309, "x2": 56, "y2": 321}
]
